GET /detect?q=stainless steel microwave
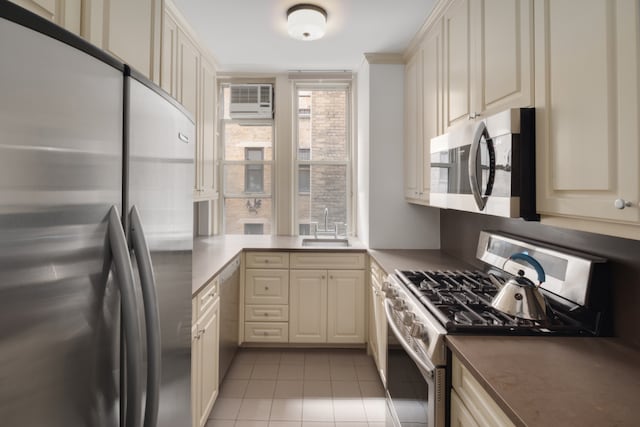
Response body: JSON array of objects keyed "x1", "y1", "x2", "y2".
[{"x1": 429, "y1": 108, "x2": 538, "y2": 220}]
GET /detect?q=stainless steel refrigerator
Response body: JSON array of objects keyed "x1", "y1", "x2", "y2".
[{"x1": 0, "y1": 3, "x2": 194, "y2": 427}]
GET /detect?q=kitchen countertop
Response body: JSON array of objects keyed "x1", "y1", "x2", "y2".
[
  {"x1": 447, "y1": 335, "x2": 640, "y2": 427},
  {"x1": 368, "y1": 248, "x2": 473, "y2": 274},
  {"x1": 193, "y1": 235, "x2": 366, "y2": 295}
]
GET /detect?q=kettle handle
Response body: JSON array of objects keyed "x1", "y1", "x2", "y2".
[{"x1": 509, "y1": 252, "x2": 546, "y2": 284}]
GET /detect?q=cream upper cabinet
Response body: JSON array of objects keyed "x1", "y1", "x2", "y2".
[
  {"x1": 289, "y1": 269, "x2": 328, "y2": 343},
  {"x1": 534, "y1": 0, "x2": 640, "y2": 234},
  {"x1": 443, "y1": 0, "x2": 472, "y2": 131},
  {"x1": 177, "y1": 29, "x2": 200, "y2": 118},
  {"x1": 443, "y1": 0, "x2": 533, "y2": 131},
  {"x1": 160, "y1": 9, "x2": 178, "y2": 97},
  {"x1": 471, "y1": 0, "x2": 533, "y2": 116},
  {"x1": 9, "y1": 0, "x2": 82, "y2": 34},
  {"x1": 196, "y1": 56, "x2": 218, "y2": 201},
  {"x1": 404, "y1": 49, "x2": 424, "y2": 201},
  {"x1": 327, "y1": 270, "x2": 365, "y2": 343},
  {"x1": 100, "y1": 0, "x2": 161, "y2": 82}
]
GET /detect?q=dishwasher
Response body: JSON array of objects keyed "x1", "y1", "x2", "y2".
[{"x1": 218, "y1": 256, "x2": 240, "y2": 383}]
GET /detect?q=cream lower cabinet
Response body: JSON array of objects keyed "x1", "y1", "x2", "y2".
[
  {"x1": 192, "y1": 278, "x2": 220, "y2": 427},
  {"x1": 534, "y1": 0, "x2": 640, "y2": 239},
  {"x1": 451, "y1": 355, "x2": 515, "y2": 427},
  {"x1": 244, "y1": 252, "x2": 290, "y2": 343},
  {"x1": 368, "y1": 259, "x2": 387, "y2": 385},
  {"x1": 289, "y1": 252, "x2": 366, "y2": 344}
]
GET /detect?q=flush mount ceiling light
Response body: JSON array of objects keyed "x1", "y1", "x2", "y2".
[{"x1": 287, "y1": 4, "x2": 327, "y2": 41}]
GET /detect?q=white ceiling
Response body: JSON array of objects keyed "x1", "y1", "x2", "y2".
[{"x1": 171, "y1": 0, "x2": 436, "y2": 73}]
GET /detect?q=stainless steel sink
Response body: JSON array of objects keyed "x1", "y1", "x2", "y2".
[{"x1": 301, "y1": 238, "x2": 351, "y2": 247}]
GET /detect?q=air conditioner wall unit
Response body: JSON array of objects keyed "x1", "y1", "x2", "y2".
[{"x1": 229, "y1": 84, "x2": 273, "y2": 119}]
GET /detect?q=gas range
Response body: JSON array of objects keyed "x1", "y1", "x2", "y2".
[{"x1": 395, "y1": 269, "x2": 596, "y2": 335}]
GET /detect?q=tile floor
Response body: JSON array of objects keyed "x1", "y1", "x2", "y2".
[{"x1": 206, "y1": 348, "x2": 389, "y2": 427}]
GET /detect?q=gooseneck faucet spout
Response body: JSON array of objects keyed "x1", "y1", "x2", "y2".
[{"x1": 323, "y1": 207, "x2": 329, "y2": 232}]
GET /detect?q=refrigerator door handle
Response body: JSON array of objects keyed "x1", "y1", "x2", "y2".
[
  {"x1": 129, "y1": 205, "x2": 162, "y2": 427},
  {"x1": 108, "y1": 206, "x2": 143, "y2": 427}
]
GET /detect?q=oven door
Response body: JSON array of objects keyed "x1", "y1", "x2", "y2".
[{"x1": 384, "y1": 300, "x2": 445, "y2": 427}]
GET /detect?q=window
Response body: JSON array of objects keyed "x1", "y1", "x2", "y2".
[
  {"x1": 220, "y1": 83, "x2": 274, "y2": 235},
  {"x1": 294, "y1": 85, "x2": 351, "y2": 235},
  {"x1": 245, "y1": 148, "x2": 264, "y2": 193},
  {"x1": 244, "y1": 223, "x2": 264, "y2": 235}
]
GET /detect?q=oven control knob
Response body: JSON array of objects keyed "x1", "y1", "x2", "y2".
[
  {"x1": 402, "y1": 312, "x2": 416, "y2": 326},
  {"x1": 392, "y1": 299, "x2": 406, "y2": 311},
  {"x1": 410, "y1": 322, "x2": 425, "y2": 339}
]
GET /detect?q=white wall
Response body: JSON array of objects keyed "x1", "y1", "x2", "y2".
[{"x1": 357, "y1": 60, "x2": 440, "y2": 249}]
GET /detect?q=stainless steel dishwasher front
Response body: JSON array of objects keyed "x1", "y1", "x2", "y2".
[{"x1": 218, "y1": 256, "x2": 240, "y2": 383}]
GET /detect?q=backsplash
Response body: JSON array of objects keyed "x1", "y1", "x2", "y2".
[{"x1": 440, "y1": 210, "x2": 640, "y2": 350}]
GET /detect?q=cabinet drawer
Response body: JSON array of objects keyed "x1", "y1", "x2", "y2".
[
  {"x1": 290, "y1": 252, "x2": 366, "y2": 269},
  {"x1": 452, "y1": 356, "x2": 515, "y2": 427},
  {"x1": 244, "y1": 322, "x2": 289, "y2": 342},
  {"x1": 245, "y1": 269, "x2": 289, "y2": 304},
  {"x1": 370, "y1": 258, "x2": 385, "y2": 285},
  {"x1": 245, "y1": 251, "x2": 289, "y2": 269},
  {"x1": 245, "y1": 305, "x2": 289, "y2": 322},
  {"x1": 198, "y1": 277, "x2": 219, "y2": 318}
]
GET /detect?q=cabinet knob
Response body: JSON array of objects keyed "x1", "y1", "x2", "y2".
[
  {"x1": 209, "y1": 292, "x2": 215, "y2": 298},
  {"x1": 468, "y1": 112, "x2": 481, "y2": 120},
  {"x1": 322, "y1": 275, "x2": 326, "y2": 280},
  {"x1": 614, "y1": 198, "x2": 633, "y2": 209},
  {"x1": 264, "y1": 259, "x2": 270, "y2": 263},
  {"x1": 265, "y1": 286, "x2": 269, "y2": 291},
  {"x1": 329, "y1": 275, "x2": 334, "y2": 280},
  {"x1": 264, "y1": 313, "x2": 269, "y2": 317},
  {"x1": 263, "y1": 331, "x2": 268, "y2": 336}
]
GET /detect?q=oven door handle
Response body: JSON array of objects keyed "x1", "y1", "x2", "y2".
[{"x1": 384, "y1": 299, "x2": 436, "y2": 377}]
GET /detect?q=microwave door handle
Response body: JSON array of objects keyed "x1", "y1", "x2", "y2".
[
  {"x1": 130, "y1": 205, "x2": 161, "y2": 427},
  {"x1": 468, "y1": 122, "x2": 488, "y2": 210},
  {"x1": 108, "y1": 206, "x2": 143, "y2": 427},
  {"x1": 383, "y1": 299, "x2": 436, "y2": 377}
]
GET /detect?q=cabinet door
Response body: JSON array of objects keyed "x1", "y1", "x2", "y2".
[
  {"x1": 421, "y1": 19, "x2": 444, "y2": 204},
  {"x1": 245, "y1": 269, "x2": 289, "y2": 305},
  {"x1": 198, "y1": 300, "x2": 219, "y2": 427},
  {"x1": 404, "y1": 49, "x2": 423, "y2": 201},
  {"x1": 368, "y1": 283, "x2": 378, "y2": 364},
  {"x1": 327, "y1": 270, "x2": 365, "y2": 343},
  {"x1": 177, "y1": 29, "x2": 200, "y2": 117},
  {"x1": 472, "y1": 0, "x2": 533, "y2": 115},
  {"x1": 198, "y1": 56, "x2": 218, "y2": 200},
  {"x1": 160, "y1": 9, "x2": 178, "y2": 97},
  {"x1": 289, "y1": 270, "x2": 327, "y2": 343},
  {"x1": 9, "y1": 0, "x2": 81, "y2": 34},
  {"x1": 444, "y1": 0, "x2": 472, "y2": 131},
  {"x1": 374, "y1": 289, "x2": 387, "y2": 384},
  {"x1": 534, "y1": 0, "x2": 640, "y2": 225},
  {"x1": 191, "y1": 322, "x2": 201, "y2": 427},
  {"x1": 102, "y1": 0, "x2": 161, "y2": 82},
  {"x1": 450, "y1": 390, "x2": 481, "y2": 427}
]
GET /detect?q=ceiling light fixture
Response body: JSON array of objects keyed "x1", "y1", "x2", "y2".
[{"x1": 287, "y1": 4, "x2": 327, "y2": 41}]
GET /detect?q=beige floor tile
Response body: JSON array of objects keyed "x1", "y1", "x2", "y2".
[
  {"x1": 331, "y1": 381, "x2": 362, "y2": 398},
  {"x1": 237, "y1": 398, "x2": 273, "y2": 421},
  {"x1": 301, "y1": 422, "x2": 335, "y2": 427},
  {"x1": 334, "y1": 423, "x2": 368, "y2": 427},
  {"x1": 355, "y1": 365, "x2": 379, "y2": 382},
  {"x1": 333, "y1": 399, "x2": 367, "y2": 422},
  {"x1": 244, "y1": 380, "x2": 277, "y2": 398},
  {"x1": 352, "y1": 353, "x2": 375, "y2": 366},
  {"x1": 210, "y1": 398, "x2": 243, "y2": 420},
  {"x1": 253, "y1": 350, "x2": 283, "y2": 364},
  {"x1": 328, "y1": 352, "x2": 355, "y2": 366},
  {"x1": 304, "y1": 351, "x2": 330, "y2": 365},
  {"x1": 302, "y1": 398, "x2": 334, "y2": 422},
  {"x1": 234, "y1": 350, "x2": 260, "y2": 365},
  {"x1": 366, "y1": 423, "x2": 386, "y2": 427},
  {"x1": 358, "y1": 381, "x2": 385, "y2": 398},
  {"x1": 252, "y1": 364, "x2": 280, "y2": 380},
  {"x1": 219, "y1": 379, "x2": 249, "y2": 398},
  {"x1": 205, "y1": 419, "x2": 234, "y2": 427},
  {"x1": 330, "y1": 364, "x2": 357, "y2": 381},
  {"x1": 362, "y1": 398, "x2": 387, "y2": 422},
  {"x1": 304, "y1": 363, "x2": 331, "y2": 380},
  {"x1": 269, "y1": 422, "x2": 302, "y2": 427},
  {"x1": 270, "y1": 398, "x2": 304, "y2": 421},
  {"x1": 234, "y1": 421, "x2": 270, "y2": 427},
  {"x1": 274, "y1": 380, "x2": 304, "y2": 398},
  {"x1": 303, "y1": 380, "x2": 332, "y2": 398},
  {"x1": 227, "y1": 363, "x2": 254, "y2": 380},
  {"x1": 278, "y1": 364, "x2": 305, "y2": 380},
  {"x1": 280, "y1": 351, "x2": 306, "y2": 365}
]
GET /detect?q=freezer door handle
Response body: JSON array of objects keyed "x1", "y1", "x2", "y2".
[
  {"x1": 108, "y1": 206, "x2": 143, "y2": 427},
  {"x1": 130, "y1": 205, "x2": 161, "y2": 427}
]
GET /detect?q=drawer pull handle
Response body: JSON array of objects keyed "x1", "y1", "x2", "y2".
[
  {"x1": 265, "y1": 286, "x2": 269, "y2": 291},
  {"x1": 263, "y1": 331, "x2": 268, "y2": 336},
  {"x1": 264, "y1": 313, "x2": 269, "y2": 316},
  {"x1": 264, "y1": 259, "x2": 269, "y2": 263},
  {"x1": 209, "y1": 292, "x2": 215, "y2": 298}
]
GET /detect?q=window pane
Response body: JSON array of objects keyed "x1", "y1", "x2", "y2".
[
  {"x1": 299, "y1": 223, "x2": 311, "y2": 235},
  {"x1": 296, "y1": 89, "x2": 348, "y2": 161},
  {"x1": 298, "y1": 164, "x2": 310, "y2": 193},
  {"x1": 296, "y1": 164, "x2": 348, "y2": 232},
  {"x1": 244, "y1": 223, "x2": 264, "y2": 235},
  {"x1": 224, "y1": 197, "x2": 272, "y2": 235},
  {"x1": 224, "y1": 164, "x2": 272, "y2": 195},
  {"x1": 224, "y1": 122, "x2": 273, "y2": 161}
]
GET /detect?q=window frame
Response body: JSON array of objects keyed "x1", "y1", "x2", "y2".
[
  {"x1": 244, "y1": 147, "x2": 265, "y2": 193},
  {"x1": 292, "y1": 82, "x2": 353, "y2": 236}
]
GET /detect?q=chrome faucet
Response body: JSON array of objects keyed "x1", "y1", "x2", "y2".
[{"x1": 323, "y1": 207, "x2": 329, "y2": 232}]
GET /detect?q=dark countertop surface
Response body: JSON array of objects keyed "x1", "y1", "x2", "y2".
[{"x1": 447, "y1": 335, "x2": 640, "y2": 427}]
